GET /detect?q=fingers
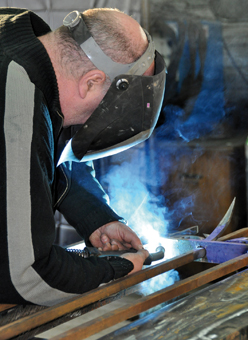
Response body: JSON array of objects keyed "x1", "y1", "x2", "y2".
[
  {"x1": 100, "y1": 234, "x2": 133, "y2": 251},
  {"x1": 118, "y1": 227, "x2": 143, "y2": 250},
  {"x1": 100, "y1": 233, "x2": 110, "y2": 245},
  {"x1": 89, "y1": 222, "x2": 144, "y2": 252},
  {"x1": 89, "y1": 229, "x2": 102, "y2": 248},
  {"x1": 138, "y1": 248, "x2": 150, "y2": 261},
  {"x1": 100, "y1": 233, "x2": 111, "y2": 250},
  {"x1": 99, "y1": 222, "x2": 143, "y2": 250},
  {"x1": 111, "y1": 239, "x2": 132, "y2": 250},
  {"x1": 100, "y1": 234, "x2": 124, "y2": 251}
]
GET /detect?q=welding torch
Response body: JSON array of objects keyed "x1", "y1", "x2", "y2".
[{"x1": 67, "y1": 246, "x2": 165, "y2": 265}]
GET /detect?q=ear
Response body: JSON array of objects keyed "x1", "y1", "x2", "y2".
[{"x1": 78, "y1": 70, "x2": 106, "y2": 99}]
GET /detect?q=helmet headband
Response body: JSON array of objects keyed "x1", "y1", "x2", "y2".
[{"x1": 63, "y1": 10, "x2": 155, "y2": 82}]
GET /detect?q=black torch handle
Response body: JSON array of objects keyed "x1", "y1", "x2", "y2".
[
  {"x1": 95, "y1": 246, "x2": 165, "y2": 265},
  {"x1": 66, "y1": 246, "x2": 165, "y2": 265}
]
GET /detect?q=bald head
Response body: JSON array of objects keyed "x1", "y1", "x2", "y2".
[
  {"x1": 82, "y1": 8, "x2": 149, "y2": 65},
  {"x1": 107, "y1": 10, "x2": 148, "y2": 60},
  {"x1": 53, "y1": 8, "x2": 154, "y2": 80}
]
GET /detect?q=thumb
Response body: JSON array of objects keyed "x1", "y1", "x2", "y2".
[{"x1": 139, "y1": 248, "x2": 150, "y2": 261}]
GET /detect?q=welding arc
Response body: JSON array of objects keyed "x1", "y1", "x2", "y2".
[{"x1": 50, "y1": 253, "x2": 248, "y2": 340}]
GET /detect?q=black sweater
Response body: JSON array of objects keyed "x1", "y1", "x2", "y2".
[{"x1": 0, "y1": 8, "x2": 132, "y2": 306}]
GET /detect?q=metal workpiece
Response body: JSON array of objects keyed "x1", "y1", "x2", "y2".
[
  {"x1": 205, "y1": 197, "x2": 236, "y2": 241},
  {"x1": 0, "y1": 250, "x2": 204, "y2": 340},
  {"x1": 159, "y1": 237, "x2": 248, "y2": 264},
  {"x1": 193, "y1": 247, "x2": 206, "y2": 260},
  {"x1": 102, "y1": 265, "x2": 248, "y2": 340},
  {"x1": 49, "y1": 253, "x2": 248, "y2": 340},
  {"x1": 161, "y1": 198, "x2": 248, "y2": 264}
]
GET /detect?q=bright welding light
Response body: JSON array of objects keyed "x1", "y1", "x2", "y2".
[{"x1": 140, "y1": 222, "x2": 176, "y2": 261}]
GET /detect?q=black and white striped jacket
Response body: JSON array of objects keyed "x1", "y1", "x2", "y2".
[{"x1": 0, "y1": 8, "x2": 129, "y2": 306}]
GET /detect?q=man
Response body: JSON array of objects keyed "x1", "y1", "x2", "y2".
[{"x1": 0, "y1": 7, "x2": 165, "y2": 306}]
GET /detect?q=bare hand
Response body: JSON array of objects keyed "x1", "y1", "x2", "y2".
[
  {"x1": 89, "y1": 221, "x2": 143, "y2": 251},
  {"x1": 121, "y1": 249, "x2": 149, "y2": 274}
]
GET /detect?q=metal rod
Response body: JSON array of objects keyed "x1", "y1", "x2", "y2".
[
  {"x1": 0, "y1": 286, "x2": 137, "y2": 339},
  {"x1": 205, "y1": 197, "x2": 236, "y2": 241},
  {"x1": 0, "y1": 304, "x2": 16, "y2": 313},
  {"x1": 0, "y1": 250, "x2": 203, "y2": 340},
  {"x1": 218, "y1": 227, "x2": 248, "y2": 241},
  {"x1": 50, "y1": 253, "x2": 248, "y2": 340}
]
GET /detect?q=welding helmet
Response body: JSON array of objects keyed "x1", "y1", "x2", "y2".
[{"x1": 58, "y1": 10, "x2": 166, "y2": 164}]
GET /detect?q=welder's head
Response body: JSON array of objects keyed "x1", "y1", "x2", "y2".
[{"x1": 58, "y1": 10, "x2": 166, "y2": 165}]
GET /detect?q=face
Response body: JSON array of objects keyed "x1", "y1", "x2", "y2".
[
  {"x1": 77, "y1": 91, "x2": 106, "y2": 125},
  {"x1": 143, "y1": 60, "x2": 155, "y2": 76},
  {"x1": 62, "y1": 91, "x2": 106, "y2": 127},
  {"x1": 62, "y1": 71, "x2": 109, "y2": 127},
  {"x1": 62, "y1": 61, "x2": 155, "y2": 128}
]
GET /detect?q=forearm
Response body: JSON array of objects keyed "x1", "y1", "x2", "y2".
[{"x1": 32, "y1": 245, "x2": 133, "y2": 303}]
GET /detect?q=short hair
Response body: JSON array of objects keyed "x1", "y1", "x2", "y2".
[{"x1": 55, "y1": 8, "x2": 147, "y2": 79}]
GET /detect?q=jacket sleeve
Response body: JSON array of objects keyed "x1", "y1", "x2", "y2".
[
  {"x1": 55, "y1": 125, "x2": 126, "y2": 242},
  {"x1": 1, "y1": 61, "x2": 133, "y2": 307},
  {"x1": 56, "y1": 160, "x2": 125, "y2": 242}
]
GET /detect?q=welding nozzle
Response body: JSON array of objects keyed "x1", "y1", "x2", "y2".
[{"x1": 144, "y1": 246, "x2": 165, "y2": 265}]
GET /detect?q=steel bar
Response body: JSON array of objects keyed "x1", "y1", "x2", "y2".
[
  {"x1": 0, "y1": 249, "x2": 203, "y2": 340},
  {"x1": 162, "y1": 238, "x2": 248, "y2": 263},
  {"x1": 50, "y1": 253, "x2": 248, "y2": 340},
  {"x1": 8, "y1": 286, "x2": 139, "y2": 340},
  {"x1": 0, "y1": 304, "x2": 16, "y2": 313},
  {"x1": 218, "y1": 227, "x2": 248, "y2": 241}
]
